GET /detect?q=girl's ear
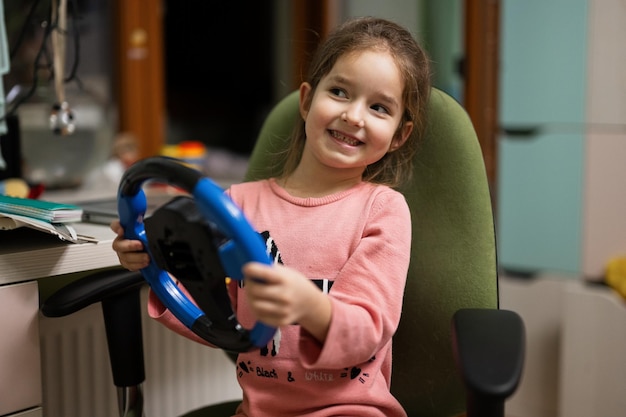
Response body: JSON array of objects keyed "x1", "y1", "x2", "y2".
[
  {"x1": 299, "y1": 82, "x2": 313, "y2": 120},
  {"x1": 389, "y1": 121, "x2": 414, "y2": 152}
]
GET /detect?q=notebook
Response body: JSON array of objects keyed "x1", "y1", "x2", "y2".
[
  {"x1": 77, "y1": 194, "x2": 178, "y2": 225},
  {"x1": 0, "y1": 195, "x2": 83, "y2": 223}
]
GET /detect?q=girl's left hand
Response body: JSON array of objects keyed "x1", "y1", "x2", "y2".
[{"x1": 242, "y1": 262, "x2": 331, "y2": 343}]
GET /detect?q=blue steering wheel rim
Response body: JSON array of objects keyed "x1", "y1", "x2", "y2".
[{"x1": 117, "y1": 156, "x2": 275, "y2": 349}]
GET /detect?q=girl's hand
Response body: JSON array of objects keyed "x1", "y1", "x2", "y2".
[
  {"x1": 242, "y1": 262, "x2": 332, "y2": 343},
  {"x1": 110, "y1": 219, "x2": 150, "y2": 271}
]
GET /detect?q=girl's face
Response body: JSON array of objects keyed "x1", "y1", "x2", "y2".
[{"x1": 299, "y1": 49, "x2": 413, "y2": 176}]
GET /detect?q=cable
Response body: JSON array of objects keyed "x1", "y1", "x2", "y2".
[{"x1": 2, "y1": 0, "x2": 82, "y2": 131}]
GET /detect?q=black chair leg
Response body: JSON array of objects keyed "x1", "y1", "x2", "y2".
[
  {"x1": 102, "y1": 284, "x2": 145, "y2": 416},
  {"x1": 466, "y1": 396, "x2": 504, "y2": 417}
]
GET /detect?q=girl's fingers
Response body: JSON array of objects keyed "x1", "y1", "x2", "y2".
[
  {"x1": 113, "y1": 236, "x2": 144, "y2": 252},
  {"x1": 110, "y1": 219, "x2": 123, "y2": 235},
  {"x1": 242, "y1": 262, "x2": 278, "y2": 283}
]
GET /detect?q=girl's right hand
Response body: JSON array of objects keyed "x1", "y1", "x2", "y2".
[{"x1": 110, "y1": 219, "x2": 150, "y2": 271}]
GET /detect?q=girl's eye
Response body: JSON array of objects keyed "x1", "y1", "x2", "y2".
[
  {"x1": 371, "y1": 104, "x2": 390, "y2": 115},
  {"x1": 330, "y1": 88, "x2": 347, "y2": 98}
]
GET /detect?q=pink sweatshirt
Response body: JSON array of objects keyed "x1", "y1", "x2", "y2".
[{"x1": 148, "y1": 178, "x2": 411, "y2": 416}]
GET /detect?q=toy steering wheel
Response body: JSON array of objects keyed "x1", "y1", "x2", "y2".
[{"x1": 117, "y1": 156, "x2": 275, "y2": 352}]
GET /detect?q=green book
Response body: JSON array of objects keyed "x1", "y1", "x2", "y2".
[{"x1": 0, "y1": 195, "x2": 83, "y2": 223}]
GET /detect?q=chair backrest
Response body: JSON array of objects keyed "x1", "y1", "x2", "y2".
[{"x1": 244, "y1": 88, "x2": 498, "y2": 417}]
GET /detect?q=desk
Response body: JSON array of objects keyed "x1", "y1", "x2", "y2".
[
  {"x1": 0, "y1": 222, "x2": 118, "y2": 416},
  {"x1": 1, "y1": 184, "x2": 246, "y2": 416},
  {"x1": 0, "y1": 222, "x2": 118, "y2": 286},
  {"x1": 1, "y1": 219, "x2": 242, "y2": 417}
]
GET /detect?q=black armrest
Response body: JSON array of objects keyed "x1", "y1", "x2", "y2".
[
  {"x1": 41, "y1": 269, "x2": 144, "y2": 317},
  {"x1": 451, "y1": 308, "x2": 525, "y2": 417},
  {"x1": 41, "y1": 269, "x2": 146, "y2": 388}
]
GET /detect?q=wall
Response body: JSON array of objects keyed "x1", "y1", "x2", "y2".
[
  {"x1": 581, "y1": 0, "x2": 626, "y2": 279},
  {"x1": 422, "y1": 0, "x2": 464, "y2": 101},
  {"x1": 338, "y1": 0, "x2": 423, "y2": 33}
]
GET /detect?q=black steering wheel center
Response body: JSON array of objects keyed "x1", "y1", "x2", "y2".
[{"x1": 145, "y1": 196, "x2": 242, "y2": 339}]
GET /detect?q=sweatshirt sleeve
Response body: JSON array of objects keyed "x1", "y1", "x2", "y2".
[
  {"x1": 298, "y1": 190, "x2": 412, "y2": 368},
  {"x1": 147, "y1": 283, "x2": 216, "y2": 347},
  {"x1": 146, "y1": 276, "x2": 240, "y2": 348}
]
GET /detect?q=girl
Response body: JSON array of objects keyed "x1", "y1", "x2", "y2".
[{"x1": 112, "y1": 16, "x2": 431, "y2": 417}]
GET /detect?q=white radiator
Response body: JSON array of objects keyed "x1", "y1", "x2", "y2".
[{"x1": 39, "y1": 287, "x2": 242, "y2": 417}]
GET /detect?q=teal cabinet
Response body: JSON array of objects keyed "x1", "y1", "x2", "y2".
[{"x1": 497, "y1": 0, "x2": 589, "y2": 275}]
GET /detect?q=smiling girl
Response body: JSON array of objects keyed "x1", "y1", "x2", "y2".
[{"x1": 112, "y1": 16, "x2": 431, "y2": 417}]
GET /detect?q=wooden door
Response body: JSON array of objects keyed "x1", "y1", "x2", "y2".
[
  {"x1": 112, "y1": 0, "x2": 165, "y2": 159},
  {"x1": 463, "y1": 0, "x2": 500, "y2": 195}
]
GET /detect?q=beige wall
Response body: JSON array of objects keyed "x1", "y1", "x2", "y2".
[{"x1": 582, "y1": 0, "x2": 626, "y2": 279}]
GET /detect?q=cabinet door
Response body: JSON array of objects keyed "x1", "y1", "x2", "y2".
[
  {"x1": 497, "y1": 0, "x2": 588, "y2": 275},
  {"x1": 0, "y1": 281, "x2": 42, "y2": 415}
]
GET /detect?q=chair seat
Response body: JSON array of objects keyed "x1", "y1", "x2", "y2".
[{"x1": 180, "y1": 400, "x2": 239, "y2": 417}]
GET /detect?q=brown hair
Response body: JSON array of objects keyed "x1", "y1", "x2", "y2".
[{"x1": 280, "y1": 16, "x2": 432, "y2": 188}]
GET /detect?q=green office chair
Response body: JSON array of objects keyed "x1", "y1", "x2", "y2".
[{"x1": 41, "y1": 88, "x2": 524, "y2": 417}]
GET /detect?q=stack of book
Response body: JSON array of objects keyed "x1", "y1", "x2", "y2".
[{"x1": 0, "y1": 195, "x2": 87, "y2": 243}]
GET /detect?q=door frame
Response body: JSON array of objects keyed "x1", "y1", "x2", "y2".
[
  {"x1": 463, "y1": 0, "x2": 500, "y2": 193},
  {"x1": 113, "y1": 1, "x2": 165, "y2": 159}
]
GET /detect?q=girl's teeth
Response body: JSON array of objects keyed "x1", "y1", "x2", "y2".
[{"x1": 331, "y1": 130, "x2": 359, "y2": 146}]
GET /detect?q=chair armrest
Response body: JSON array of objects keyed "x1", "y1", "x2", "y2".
[
  {"x1": 451, "y1": 308, "x2": 525, "y2": 417},
  {"x1": 41, "y1": 269, "x2": 146, "y2": 388},
  {"x1": 41, "y1": 269, "x2": 144, "y2": 317}
]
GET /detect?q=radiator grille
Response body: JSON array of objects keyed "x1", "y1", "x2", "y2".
[{"x1": 39, "y1": 288, "x2": 242, "y2": 417}]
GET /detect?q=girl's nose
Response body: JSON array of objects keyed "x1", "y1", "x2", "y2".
[{"x1": 341, "y1": 104, "x2": 365, "y2": 128}]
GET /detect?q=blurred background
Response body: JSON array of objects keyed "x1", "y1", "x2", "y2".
[
  {"x1": 5, "y1": 0, "x2": 620, "y2": 286},
  {"x1": 2, "y1": 1, "x2": 625, "y2": 417}
]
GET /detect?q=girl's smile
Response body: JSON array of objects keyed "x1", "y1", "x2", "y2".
[{"x1": 328, "y1": 129, "x2": 362, "y2": 147}]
